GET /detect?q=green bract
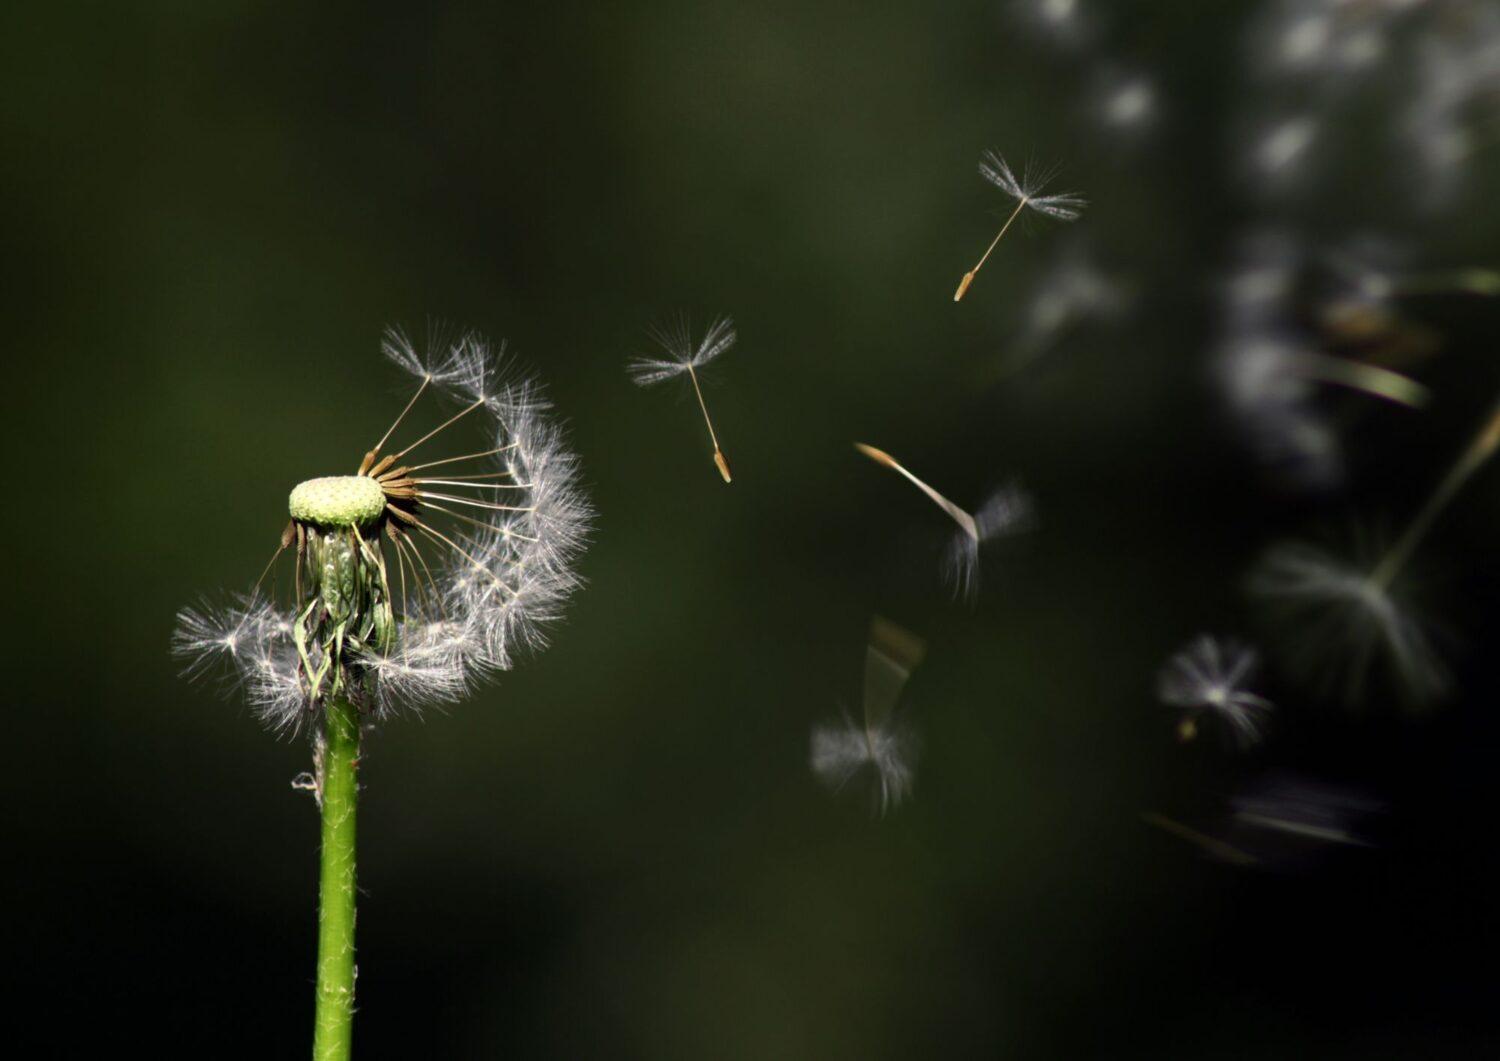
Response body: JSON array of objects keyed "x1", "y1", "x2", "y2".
[{"x1": 289, "y1": 476, "x2": 387, "y2": 528}]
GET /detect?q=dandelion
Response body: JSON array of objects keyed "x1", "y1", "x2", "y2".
[
  {"x1": 173, "y1": 329, "x2": 591, "y2": 1060},
  {"x1": 1252, "y1": 389, "x2": 1500, "y2": 705},
  {"x1": 811, "y1": 617, "x2": 926, "y2": 814},
  {"x1": 954, "y1": 151, "x2": 1085, "y2": 302},
  {"x1": 855, "y1": 443, "x2": 1033, "y2": 600},
  {"x1": 627, "y1": 315, "x2": 736, "y2": 483},
  {"x1": 1156, "y1": 635, "x2": 1274, "y2": 747}
]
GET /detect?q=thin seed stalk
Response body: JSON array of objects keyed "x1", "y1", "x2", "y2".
[
  {"x1": 1370, "y1": 392, "x2": 1500, "y2": 591},
  {"x1": 312, "y1": 693, "x2": 361, "y2": 1061}
]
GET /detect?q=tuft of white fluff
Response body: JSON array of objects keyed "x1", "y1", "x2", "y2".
[{"x1": 1157, "y1": 635, "x2": 1274, "y2": 748}]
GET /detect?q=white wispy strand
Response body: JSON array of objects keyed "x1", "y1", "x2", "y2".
[
  {"x1": 173, "y1": 594, "x2": 308, "y2": 733},
  {"x1": 1157, "y1": 635, "x2": 1274, "y2": 748},
  {"x1": 810, "y1": 711, "x2": 917, "y2": 816},
  {"x1": 978, "y1": 151, "x2": 1087, "y2": 221},
  {"x1": 626, "y1": 315, "x2": 736, "y2": 386}
]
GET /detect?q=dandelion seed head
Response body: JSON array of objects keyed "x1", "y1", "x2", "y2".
[
  {"x1": 174, "y1": 329, "x2": 592, "y2": 733},
  {"x1": 1157, "y1": 635, "x2": 1274, "y2": 748}
]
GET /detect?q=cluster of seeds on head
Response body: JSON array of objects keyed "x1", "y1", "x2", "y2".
[{"x1": 175, "y1": 331, "x2": 590, "y2": 732}]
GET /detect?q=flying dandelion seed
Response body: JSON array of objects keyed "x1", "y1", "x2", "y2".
[
  {"x1": 1248, "y1": 539, "x2": 1448, "y2": 707},
  {"x1": 627, "y1": 315, "x2": 736, "y2": 483},
  {"x1": 1231, "y1": 772, "x2": 1381, "y2": 850},
  {"x1": 1156, "y1": 635, "x2": 1274, "y2": 748},
  {"x1": 811, "y1": 617, "x2": 926, "y2": 815},
  {"x1": 1253, "y1": 389, "x2": 1500, "y2": 705},
  {"x1": 172, "y1": 328, "x2": 591, "y2": 1057},
  {"x1": 954, "y1": 151, "x2": 1086, "y2": 302},
  {"x1": 1144, "y1": 773, "x2": 1380, "y2": 870},
  {"x1": 855, "y1": 443, "x2": 1033, "y2": 600}
]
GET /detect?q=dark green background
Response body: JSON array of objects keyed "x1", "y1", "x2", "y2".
[{"x1": 6, "y1": 2, "x2": 1500, "y2": 1057}]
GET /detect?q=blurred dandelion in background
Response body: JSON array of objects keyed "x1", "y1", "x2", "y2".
[
  {"x1": 953, "y1": 151, "x2": 1086, "y2": 302},
  {"x1": 1157, "y1": 635, "x2": 1275, "y2": 748},
  {"x1": 1090, "y1": 66, "x2": 1159, "y2": 137},
  {"x1": 627, "y1": 315, "x2": 737, "y2": 483},
  {"x1": 855, "y1": 443, "x2": 1034, "y2": 601},
  {"x1": 1215, "y1": 230, "x2": 1432, "y2": 490},
  {"x1": 811, "y1": 617, "x2": 927, "y2": 815}
]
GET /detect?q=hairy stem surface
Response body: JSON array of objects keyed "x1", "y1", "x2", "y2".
[{"x1": 312, "y1": 694, "x2": 361, "y2": 1061}]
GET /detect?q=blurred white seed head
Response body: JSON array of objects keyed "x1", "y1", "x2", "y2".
[
  {"x1": 1018, "y1": 242, "x2": 1128, "y2": 355},
  {"x1": 628, "y1": 315, "x2": 737, "y2": 482},
  {"x1": 811, "y1": 617, "x2": 925, "y2": 816},
  {"x1": 1009, "y1": 0, "x2": 1094, "y2": 49},
  {"x1": 1157, "y1": 635, "x2": 1274, "y2": 748},
  {"x1": 944, "y1": 483, "x2": 1036, "y2": 603},
  {"x1": 1247, "y1": 540, "x2": 1448, "y2": 708}
]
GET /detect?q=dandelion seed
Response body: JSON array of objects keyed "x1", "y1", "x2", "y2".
[
  {"x1": 627, "y1": 315, "x2": 736, "y2": 483},
  {"x1": 1248, "y1": 540, "x2": 1447, "y2": 706},
  {"x1": 954, "y1": 151, "x2": 1086, "y2": 302},
  {"x1": 1156, "y1": 635, "x2": 1274, "y2": 748},
  {"x1": 811, "y1": 617, "x2": 926, "y2": 815},
  {"x1": 855, "y1": 443, "x2": 1033, "y2": 600}
]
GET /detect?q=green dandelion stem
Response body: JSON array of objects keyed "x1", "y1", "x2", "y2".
[{"x1": 312, "y1": 692, "x2": 361, "y2": 1061}]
